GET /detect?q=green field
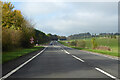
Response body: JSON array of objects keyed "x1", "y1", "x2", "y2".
[
  {"x1": 2, "y1": 46, "x2": 44, "y2": 63},
  {"x1": 60, "y1": 38, "x2": 119, "y2": 57}
]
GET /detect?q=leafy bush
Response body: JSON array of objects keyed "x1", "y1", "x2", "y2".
[
  {"x1": 2, "y1": 2, "x2": 50, "y2": 51},
  {"x1": 91, "y1": 38, "x2": 98, "y2": 49},
  {"x1": 96, "y1": 46, "x2": 111, "y2": 51},
  {"x1": 2, "y1": 27, "x2": 22, "y2": 51},
  {"x1": 20, "y1": 21, "x2": 35, "y2": 48},
  {"x1": 76, "y1": 40, "x2": 86, "y2": 48},
  {"x1": 69, "y1": 41, "x2": 77, "y2": 46}
]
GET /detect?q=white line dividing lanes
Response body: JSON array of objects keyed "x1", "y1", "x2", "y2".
[
  {"x1": 64, "y1": 50, "x2": 70, "y2": 54},
  {"x1": 0, "y1": 47, "x2": 47, "y2": 80},
  {"x1": 61, "y1": 46, "x2": 118, "y2": 79},
  {"x1": 72, "y1": 55, "x2": 85, "y2": 62},
  {"x1": 62, "y1": 47, "x2": 85, "y2": 62},
  {"x1": 95, "y1": 67, "x2": 117, "y2": 79}
]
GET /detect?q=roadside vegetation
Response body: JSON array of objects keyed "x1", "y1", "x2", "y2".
[
  {"x1": 1, "y1": 2, "x2": 52, "y2": 63},
  {"x1": 1, "y1": 1, "x2": 119, "y2": 63},
  {"x1": 2, "y1": 2, "x2": 50, "y2": 51},
  {"x1": 2, "y1": 46, "x2": 44, "y2": 63},
  {"x1": 1, "y1": 1, "x2": 67, "y2": 63},
  {"x1": 60, "y1": 37, "x2": 119, "y2": 57}
]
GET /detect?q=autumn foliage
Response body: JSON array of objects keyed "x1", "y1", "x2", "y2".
[{"x1": 1, "y1": 2, "x2": 49, "y2": 51}]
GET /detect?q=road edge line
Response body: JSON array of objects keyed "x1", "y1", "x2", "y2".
[{"x1": 0, "y1": 47, "x2": 47, "y2": 80}]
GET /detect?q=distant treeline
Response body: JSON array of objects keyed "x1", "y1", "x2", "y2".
[
  {"x1": 67, "y1": 32, "x2": 120, "y2": 40},
  {"x1": 68, "y1": 32, "x2": 91, "y2": 40},
  {"x1": 47, "y1": 33, "x2": 67, "y2": 41}
]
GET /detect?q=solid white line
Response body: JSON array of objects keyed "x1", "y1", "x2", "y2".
[
  {"x1": 72, "y1": 55, "x2": 85, "y2": 62},
  {"x1": 0, "y1": 47, "x2": 47, "y2": 80},
  {"x1": 95, "y1": 67, "x2": 116, "y2": 79}
]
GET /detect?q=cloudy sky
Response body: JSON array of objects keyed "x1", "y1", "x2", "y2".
[{"x1": 10, "y1": 1, "x2": 118, "y2": 36}]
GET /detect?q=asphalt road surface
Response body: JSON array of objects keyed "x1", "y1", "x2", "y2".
[{"x1": 1, "y1": 41, "x2": 119, "y2": 80}]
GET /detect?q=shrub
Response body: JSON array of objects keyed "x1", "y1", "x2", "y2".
[
  {"x1": 76, "y1": 40, "x2": 86, "y2": 48},
  {"x1": 91, "y1": 38, "x2": 98, "y2": 49},
  {"x1": 20, "y1": 25, "x2": 35, "y2": 48},
  {"x1": 2, "y1": 27, "x2": 22, "y2": 51},
  {"x1": 96, "y1": 46, "x2": 111, "y2": 51},
  {"x1": 2, "y1": 2, "x2": 49, "y2": 51},
  {"x1": 69, "y1": 41, "x2": 77, "y2": 46}
]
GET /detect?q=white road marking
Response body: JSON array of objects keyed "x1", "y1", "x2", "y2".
[
  {"x1": 95, "y1": 67, "x2": 116, "y2": 79},
  {"x1": 61, "y1": 44, "x2": 118, "y2": 61},
  {"x1": 64, "y1": 50, "x2": 70, "y2": 54},
  {"x1": 72, "y1": 55, "x2": 85, "y2": 62},
  {"x1": 0, "y1": 47, "x2": 47, "y2": 80},
  {"x1": 50, "y1": 41, "x2": 53, "y2": 44},
  {"x1": 60, "y1": 47, "x2": 70, "y2": 55},
  {"x1": 61, "y1": 47, "x2": 84, "y2": 62},
  {"x1": 59, "y1": 43, "x2": 118, "y2": 79}
]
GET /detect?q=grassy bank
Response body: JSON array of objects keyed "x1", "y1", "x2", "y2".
[
  {"x1": 59, "y1": 38, "x2": 119, "y2": 57},
  {"x1": 2, "y1": 46, "x2": 44, "y2": 63}
]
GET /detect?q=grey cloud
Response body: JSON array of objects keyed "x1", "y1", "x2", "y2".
[{"x1": 19, "y1": 2, "x2": 118, "y2": 36}]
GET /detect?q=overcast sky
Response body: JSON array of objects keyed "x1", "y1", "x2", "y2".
[{"x1": 10, "y1": 2, "x2": 118, "y2": 36}]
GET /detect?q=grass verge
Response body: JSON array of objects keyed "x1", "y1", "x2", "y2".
[
  {"x1": 2, "y1": 46, "x2": 44, "y2": 63},
  {"x1": 59, "y1": 41, "x2": 119, "y2": 57}
]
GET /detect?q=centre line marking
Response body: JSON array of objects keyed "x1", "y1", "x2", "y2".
[
  {"x1": 64, "y1": 50, "x2": 70, "y2": 54},
  {"x1": 72, "y1": 55, "x2": 85, "y2": 62},
  {"x1": 62, "y1": 47, "x2": 84, "y2": 62},
  {"x1": 95, "y1": 67, "x2": 116, "y2": 79},
  {"x1": 60, "y1": 45, "x2": 117, "y2": 79},
  {"x1": 1, "y1": 47, "x2": 47, "y2": 80}
]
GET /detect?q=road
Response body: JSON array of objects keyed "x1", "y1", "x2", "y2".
[{"x1": 1, "y1": 41, "x2": 119, "y2": 80}]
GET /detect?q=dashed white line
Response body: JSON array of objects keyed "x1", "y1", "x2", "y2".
[
  {"x1": 62, "y1": 47, "x2": 84, "y2": 62},
  {"x1": 0, "y1": 47, "x2": 47, "y2": 80},
  {"x1": 95, "y1": 67, "x2": 116, "y2": 79},
  {"x1": 50, "y1": 41, "x2": 53, "y2": 44},
  {"x1": 64, "y1": 50, "x2": 70, "y2": 54},
  {"x1": 72, "y1": 55, "x2": 85, "y2": 62},
  {"x1": 60, "y1": 45, "x2": 117, "y2": 79}
]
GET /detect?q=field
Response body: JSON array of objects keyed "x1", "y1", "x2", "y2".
[{"x1": 60, "y1": 38, "x2": 119, "y2": 57}]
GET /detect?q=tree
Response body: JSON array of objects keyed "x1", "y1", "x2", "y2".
[
  {"x1": 2, "y1": 2, "x2": 14, "y2": 28},
  {"x1": 2, "y1": 2, "x2": 50, "y2": 51},
  {"x1": 91, "y1": 38, "x2": 98, "y2": 49}
]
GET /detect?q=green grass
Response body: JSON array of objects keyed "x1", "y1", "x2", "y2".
[
  {"x1": 59, "y1": 38, "x2": 119, "y2": 57},
  {"x1": 71, "y1": 47, "x2": 118, "y2": 57},
  {"x1": 84, "y1": 38, "x2": 118, "y2": 53},
  {"x1": 2, "y1": 46, "x2": 44, "y2": 63}
]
